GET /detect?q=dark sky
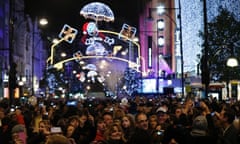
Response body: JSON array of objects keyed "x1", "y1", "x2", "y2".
[{"x1": 24, "y1": 0, "x2": 147, "y2": 34}]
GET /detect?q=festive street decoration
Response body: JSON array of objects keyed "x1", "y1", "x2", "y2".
[
  {"x1": 80, "y1": 2, "x2": 114, "y2": 22},
  {"x1": 58, "y1": 24, "x2": 78, "y2": 43},
  {"x1": 119, "y1": 23, "x2": 137, "y2": 41}
]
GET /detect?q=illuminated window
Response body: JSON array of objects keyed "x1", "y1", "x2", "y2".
[
  {"x1": 148, "y1": 36, "x2": 152, "y2": 67},
  {"x1": 148, "y1": 48, "x2": 152, "y2": 67},
  {"x1": 157, "y1": 19, "x2": 164, "y2": 30},
  {"x1": 157, "y1": 5, "x2": 165, "y2": 15},
  {"x1": 158, "y1": 36, "x2": 164, "y2": 47}
]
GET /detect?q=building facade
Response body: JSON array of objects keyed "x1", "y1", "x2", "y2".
[
  {"x1": 0, "y1": 0, "x2": 47, "y2": 98},
  {"x1": 139, "y1": 0, "x2": 240, "y2": 97}
]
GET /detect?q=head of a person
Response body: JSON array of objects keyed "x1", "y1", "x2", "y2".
[
  {"x1": 121, "y1": 114, "x2": 135, "y2": 129},
  {"x1": 104, "y1": 123, "x2": 126, "y2": 142},
  {"x1": 149, "y1": 114, "x2": 159, "y2": 129},
  {"x1": 135, "y1": 112, "x2": 148, "y2": 130},
  {"x1": 191, "y1": 115, "x2": 208, "y2": 136},
  {"x1": 68, "y1": 115, "x2": 79, "y2": 128},
  {"x1": 12, "y1": 124, "x2": 27, "y2": 144},
  {"x1": 174, "y1": 107, "x2": 183, "y2": 118},
  {"x1": 96, "y1": 118, "x2": 106, "y2": 133},
  {"x1": 156, "y1": 107, "x2": 169, "y2": 124},
  {"x1": 102, "y1": 112, "x2": 113, "y2": 126},
  {"x1": 65, "y1": 124, "x2": 75, "y2": 138},
  {"x1": 219, "y1": 107, "x2": 236, "y2": 125},
  {"x1": 39, "y1": 120, "x2": 51, "y2": 134},
  {"x1": 78, "y1": 110, "x2": 89, "y2": 126},
  {"x1": 45, "y1": 134, "x2": 69, "y2": 144},
  {"x1": 114, "y1": 108, "x2": 125, "y2": 120}
]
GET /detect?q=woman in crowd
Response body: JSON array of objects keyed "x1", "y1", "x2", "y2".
[
  {"x1": 64, "y1": 123, "x2": 77, "y2": 144},
  {"x1": 28, "y1": 120, "x2": 51, "y2": 144},
  {"x1": 121, "y1": 114, "x2": 135, "y2": 142},
  {"x1": 101, "y1": 123, "x2": 127, "y2": 144}
]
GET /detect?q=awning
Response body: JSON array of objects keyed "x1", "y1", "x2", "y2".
[
  {"x1": 190, "y1": 82, "x2": 225, "y2": 89},
  {"x1": 209, "y1": 83, "x2": 225, "y2": 89}
]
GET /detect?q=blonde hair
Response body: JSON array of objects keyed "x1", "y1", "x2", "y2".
[
  {"x1": 45, "y1": 134, "x2": 69, "y2": 144},
  {"x1": 104, "y1": 123, "x2": 126, "y2": 142}
]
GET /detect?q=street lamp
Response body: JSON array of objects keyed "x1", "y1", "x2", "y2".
[
  {"x1": 32, "y1": 17, "x2": 48, "y2": 96},
  {"x1": 226, "y1": 57, "x2": 238, "y2": 67},
  {"x1": 226, "y1": 44, "x2": 238, "y2": 98}
]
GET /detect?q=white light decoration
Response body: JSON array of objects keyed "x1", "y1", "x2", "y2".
[
  {"x1": 80, "y1": 2, "x2": 115, "y2": 22},
  {"x1": 61, "y1": 52, "x2": 67, "y2": 57},
  {"x1": 39, "y1": 18, "x2": 48, "y2": 26}
]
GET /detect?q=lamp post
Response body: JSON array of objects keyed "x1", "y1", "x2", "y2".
[
  {"x1": 32, "y1": 17, "x2": 48, "y2": 96},
  {"x1": 226, "y1": 44, "x2": 238, "y2": 98}
]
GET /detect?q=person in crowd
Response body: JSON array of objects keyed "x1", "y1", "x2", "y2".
[
  {"x1": 0, "y1": 107, "x2": 12, "y2": 144},
  {"x1": 72, "y1": 109, "x2": 96, "y2": 144},
  {"x1": 121, "y1": 114, "x2": 135, "y2": 142},
  {"x1": 45, "y1": 134, "x2": 70, "y2": 144},
  {"x1": 148, "y1": 114, "x2": 164, "y2": 144},
  {"x1": 128, "y1": 112, "x2": 152, "y2": 144},
  {"x1": 186, "y1": 115, "x2": 216, "y2": 144},
  {"x1": 102, "y1": 112, "x2": 114, "y2": 127},
  {"x1": 101, "y1": 123, "x2": 127, "y2": 144},
  {"x1": 92, "y1": 118, "x2": 107, "y2": 143},
  {"x1": 11, "y1": 124, "x2": 27, "y2": 144},
  {"x1": 64, "y1": 123, "x2": 76, "y2": 138},
  {"x1": 149, "y1": 114, "x2": 160, "y2": 132},
  {"x1": 113, "y1": 108, "x2": 125, "y2": 124},
  {"x1": 216, "y1": 107, "x2": 239, "y2": 144},
  {"x1": 1, "y1": 108, "x2": 22, "y2": 144},
  {"x1": 156, "y1": 106, "x2": 171, "y2": 131},
  {"x1": 28, "y1": 120, "x2": 51, "y2": 144},
  {"x1": 64, "y1": 123, "x2": 77, "y2": 144}
]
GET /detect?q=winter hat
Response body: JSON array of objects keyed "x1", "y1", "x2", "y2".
[
  {"x1": 192, "y1": 115, "x2": 208, "y2": 130},
  {"x1": 156, "y1": 106, "x2": 168, "y2": 113},
  {"x1": 12, "y1": 124, "x2": 26, "y2": 134}
]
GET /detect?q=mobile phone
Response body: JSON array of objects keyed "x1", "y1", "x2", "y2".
[
  {"x1": 211, "y1": 112, "x2": 215, "y2": 116},
  {"x1": 66, "y1": 101, "x2": 77, "y2": 106},
  {"x1": 156, "y1": 130, "x2": 164, "y2": 136}
]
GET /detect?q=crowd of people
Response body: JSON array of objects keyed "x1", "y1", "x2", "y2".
[{"x1": 0, "y1": 95, "x2": 240, "y2": 144}]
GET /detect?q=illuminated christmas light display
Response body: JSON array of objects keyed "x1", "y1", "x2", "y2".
[{"x1": 46, "y1": 2, "x2": 145, "y2": 97}]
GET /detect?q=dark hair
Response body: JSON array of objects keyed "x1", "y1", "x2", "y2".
[
  {"x1": 102, "y1": 112, "x2": 113, "y2": 117},
  {"x1": 135, "y1": 112, "x2": 147, "y2": 123},
  {"x1": 223, "y1": 107, "x2": 236, "y2": 124}
]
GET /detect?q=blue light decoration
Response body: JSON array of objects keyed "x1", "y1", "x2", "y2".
[{"x1": 58, "y1": 24, "x2": 78, "y2": 43}]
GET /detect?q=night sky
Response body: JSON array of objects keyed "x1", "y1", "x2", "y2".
[{"x1": 24, "y1": 0, "x2": 148, "y2": 34}]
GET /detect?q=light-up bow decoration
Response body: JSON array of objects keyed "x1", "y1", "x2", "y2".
[{"x1": 58, "y1": 24, "x2": 78, "y2": 43}]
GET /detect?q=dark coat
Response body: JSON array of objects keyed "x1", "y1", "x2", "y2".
[{"x1": 219, "y1": 124, "x2": 239, "y2": 144}]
